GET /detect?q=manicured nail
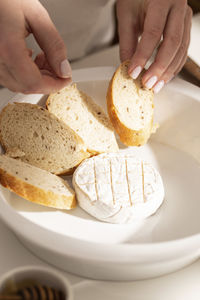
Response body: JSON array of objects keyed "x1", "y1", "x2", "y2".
[
  {"x1": 130, "y1": 66, "x2": 142, "y2": 79},
  {"x1": 60, "y1": 59, "x2": 72, "y2": 78},
  {"x1": 153, "y1": 80, "x2": 164, "y2": 93},
  {"x1": 145, "y1": 76, "x2": 158, "y2": 89}
]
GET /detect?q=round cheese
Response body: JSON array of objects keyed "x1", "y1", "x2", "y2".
[{"x1": 72, "y1": 153, "x2": 165, "y2": 224}]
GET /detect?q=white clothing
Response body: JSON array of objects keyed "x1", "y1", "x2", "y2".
[{"x1": 27, "y1": 0, "x2": 116, "y2": 61}]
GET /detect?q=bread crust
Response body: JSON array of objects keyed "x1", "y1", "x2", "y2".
[
  {"x1": 107, "y1": 61, "x2": 154, "y2": 146},
  {"x1": 0, "y1": 168, "x2": 76, "y2": 210}
]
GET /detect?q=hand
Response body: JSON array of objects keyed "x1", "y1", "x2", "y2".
[
  {"x1": 117, "y1": 0, "x2": 193, "y2": 93},
  {"x1": 0, "y1": 0, "x2": 71, "y2": 94}
]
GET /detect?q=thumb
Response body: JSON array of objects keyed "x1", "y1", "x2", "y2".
[{"x1": 25, "y1": 1, "x2": 71, "y2": 79}]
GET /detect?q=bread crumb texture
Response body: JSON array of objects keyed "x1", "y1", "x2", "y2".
[
  {"x1": 0, "y1": 103, "x2": 89, "y2": 175},
  {"x1": 47, "y1": 83, "x2": 119, "y2": 155},
  {"x1": 107, "y1": 61, "x2": 156, "y2": 146},
  {"x1": 0, "y1": 155, "x2": 76, "y2": 209}
]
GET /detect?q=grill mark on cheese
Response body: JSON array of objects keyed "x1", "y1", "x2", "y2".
[
  {"x1": 141, "y1": 161, "x2": 146, "y2": 203},
  {"x1": 93, "y1": 159, "x2": 99, "y2": 201},
  {"x1": 78, "y1": 182, "x2": 94, "y2": 185},
  {"x1": 125, "y1": 158, "x2": 132, "y2": 206},
  {"x1": 109, "y1": 158, "x2": 115, "y2": 205},
  {"x1": 73, "y1": 153, "x2": 165, "y2": 223}
]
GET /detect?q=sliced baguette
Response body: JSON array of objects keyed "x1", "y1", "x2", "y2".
[
  {"x1": 0, "y1": 155, "x2": 76, "y2": 209},
  {"x1": 0, "y1": 103, "x2": 89, "y2": 175},
  {"x1": 46, "y1": 84, "x2": 119, "y2": 155},
  {"x1": 107, "y1": 61, "x2": 157, "y2": 146}
]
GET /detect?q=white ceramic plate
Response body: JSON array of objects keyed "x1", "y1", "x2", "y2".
[{"x1": 0, "y1": 67, "x2": 200, "y2": 280}]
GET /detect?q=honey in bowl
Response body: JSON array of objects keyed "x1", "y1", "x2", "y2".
[{"x1": 0, "y1": 278, "x2": 66, "y2": 300}]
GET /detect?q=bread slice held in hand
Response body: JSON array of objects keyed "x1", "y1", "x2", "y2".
[
  {"x1": 46, "y1": 84, "x2": 119, "y2": 155},
  {"x1": 0, "y1": 103, "x2": 89, "y2": 175},
  {"x1": 0, "y1": 155, "x2": 76, "y2": 209},
  {"x1": 107, "y1": 61, "x2": 157, "y2": 146}
]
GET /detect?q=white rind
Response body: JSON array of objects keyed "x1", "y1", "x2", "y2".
[{"x1": 73, "y1": 153, "x2": 165, "y2": 224}]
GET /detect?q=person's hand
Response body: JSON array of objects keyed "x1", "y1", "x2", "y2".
[
  {"x1": 117, "y1": 0, "x2": 192, "y2": 93},
  {"x1": 0, "y1": 0, "x2": 71, "y2": 94}
]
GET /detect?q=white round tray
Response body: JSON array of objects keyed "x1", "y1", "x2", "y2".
[{"x1": 0, "y1": 67, "x2": 199, "y2": 280}]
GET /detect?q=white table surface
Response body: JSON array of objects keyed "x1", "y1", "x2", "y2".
[{"x1": 0, "y1": 14, "x2": 200, "y2": 300}]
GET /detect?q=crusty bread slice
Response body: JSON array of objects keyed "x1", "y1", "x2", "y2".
[
  {"x1": 0, "y1": 103, "x2": 89, "y2": 175},
  {"x1": 107, "y1": 61, "x2": 157, "y2": 146},
  {"x1": 0, "y1": 155, "x2": 76, "y2": 209},
  {"x1": 46, "y1": 84, "x2": 119, "y2": 155}
]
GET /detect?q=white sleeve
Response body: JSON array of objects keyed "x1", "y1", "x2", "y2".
[{"x1": 27, "y1": 0, "x2": 116, "y2": 61}]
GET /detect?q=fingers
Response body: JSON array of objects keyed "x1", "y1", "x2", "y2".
[
  {"x1": 174, "y1": 52, "x2": 188, "y2": 77},
  {"x1": 34, "y1": 52, "x2": 53, "y2": 72},
  {"x1": 142, "y1": 2, "x2": 190, "y2": 91},
  {"x1": 0, "y1": 0, "x2": 71, "y2": 94},
  {"x1": 117, "y1": 1, "x2": 139, "y2": 61},
  {"x1": 33, "y1": 52, "x2": 72, "y2": 94},
  {"x1": 127, "y1": 0, "x2": 192, "y2": 93},
  {"x1": 0, "y1": 36, "x2": 71, "y2": 94},
  {"x1": 34, "y1": 74, "x2": 72, "y2": 95},
  {"x1": 25, "y1": 0, "x2": 71, "y2": 79},
  {"x1": 0, "y1": 62, "x2": 20, "y2": 92},
  {"x1": 0, "y1": 37, "x2": 38, "y2": 92},
  {"x1": 118, "y1": 20, "x2": 139, "y2": 62},
  {"x1": 128, "y1": 0, "x2": 170, "y2": 78},
  {"x1": 158, "y1": 6, "x2": 192, "y2": 86}
]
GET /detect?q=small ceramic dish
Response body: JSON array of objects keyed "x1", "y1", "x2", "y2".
[{"x1": 0, "y1": 265, "x2": 73, "y2": 300}]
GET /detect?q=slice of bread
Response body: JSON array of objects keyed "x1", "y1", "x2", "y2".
[
  {"x1": 0, "y1": 155, "x2": 76, "y2": 209},
  {"x1": 0, "y1": 103, "x2": 90, "y2": 175},
  {"x1": 107, "y1": 61, "x2": 157, "y2": 146},
  {"x1": 46, "y1": 84, "x2": 119, "y2": 155}
]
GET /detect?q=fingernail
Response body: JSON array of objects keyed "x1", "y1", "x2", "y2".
[
  {"x1": 153, "y1": 80, "x2": 164, "y2": 93},
  {"x1": 60, "y1": 59, "x2": 72, "y2": 78},
  {"x1": 145, "y1": 76, "x2": 158, "y2": 89},
  {"x1": 130, "y1": 66, "x2": 142, "y2": 79}
]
